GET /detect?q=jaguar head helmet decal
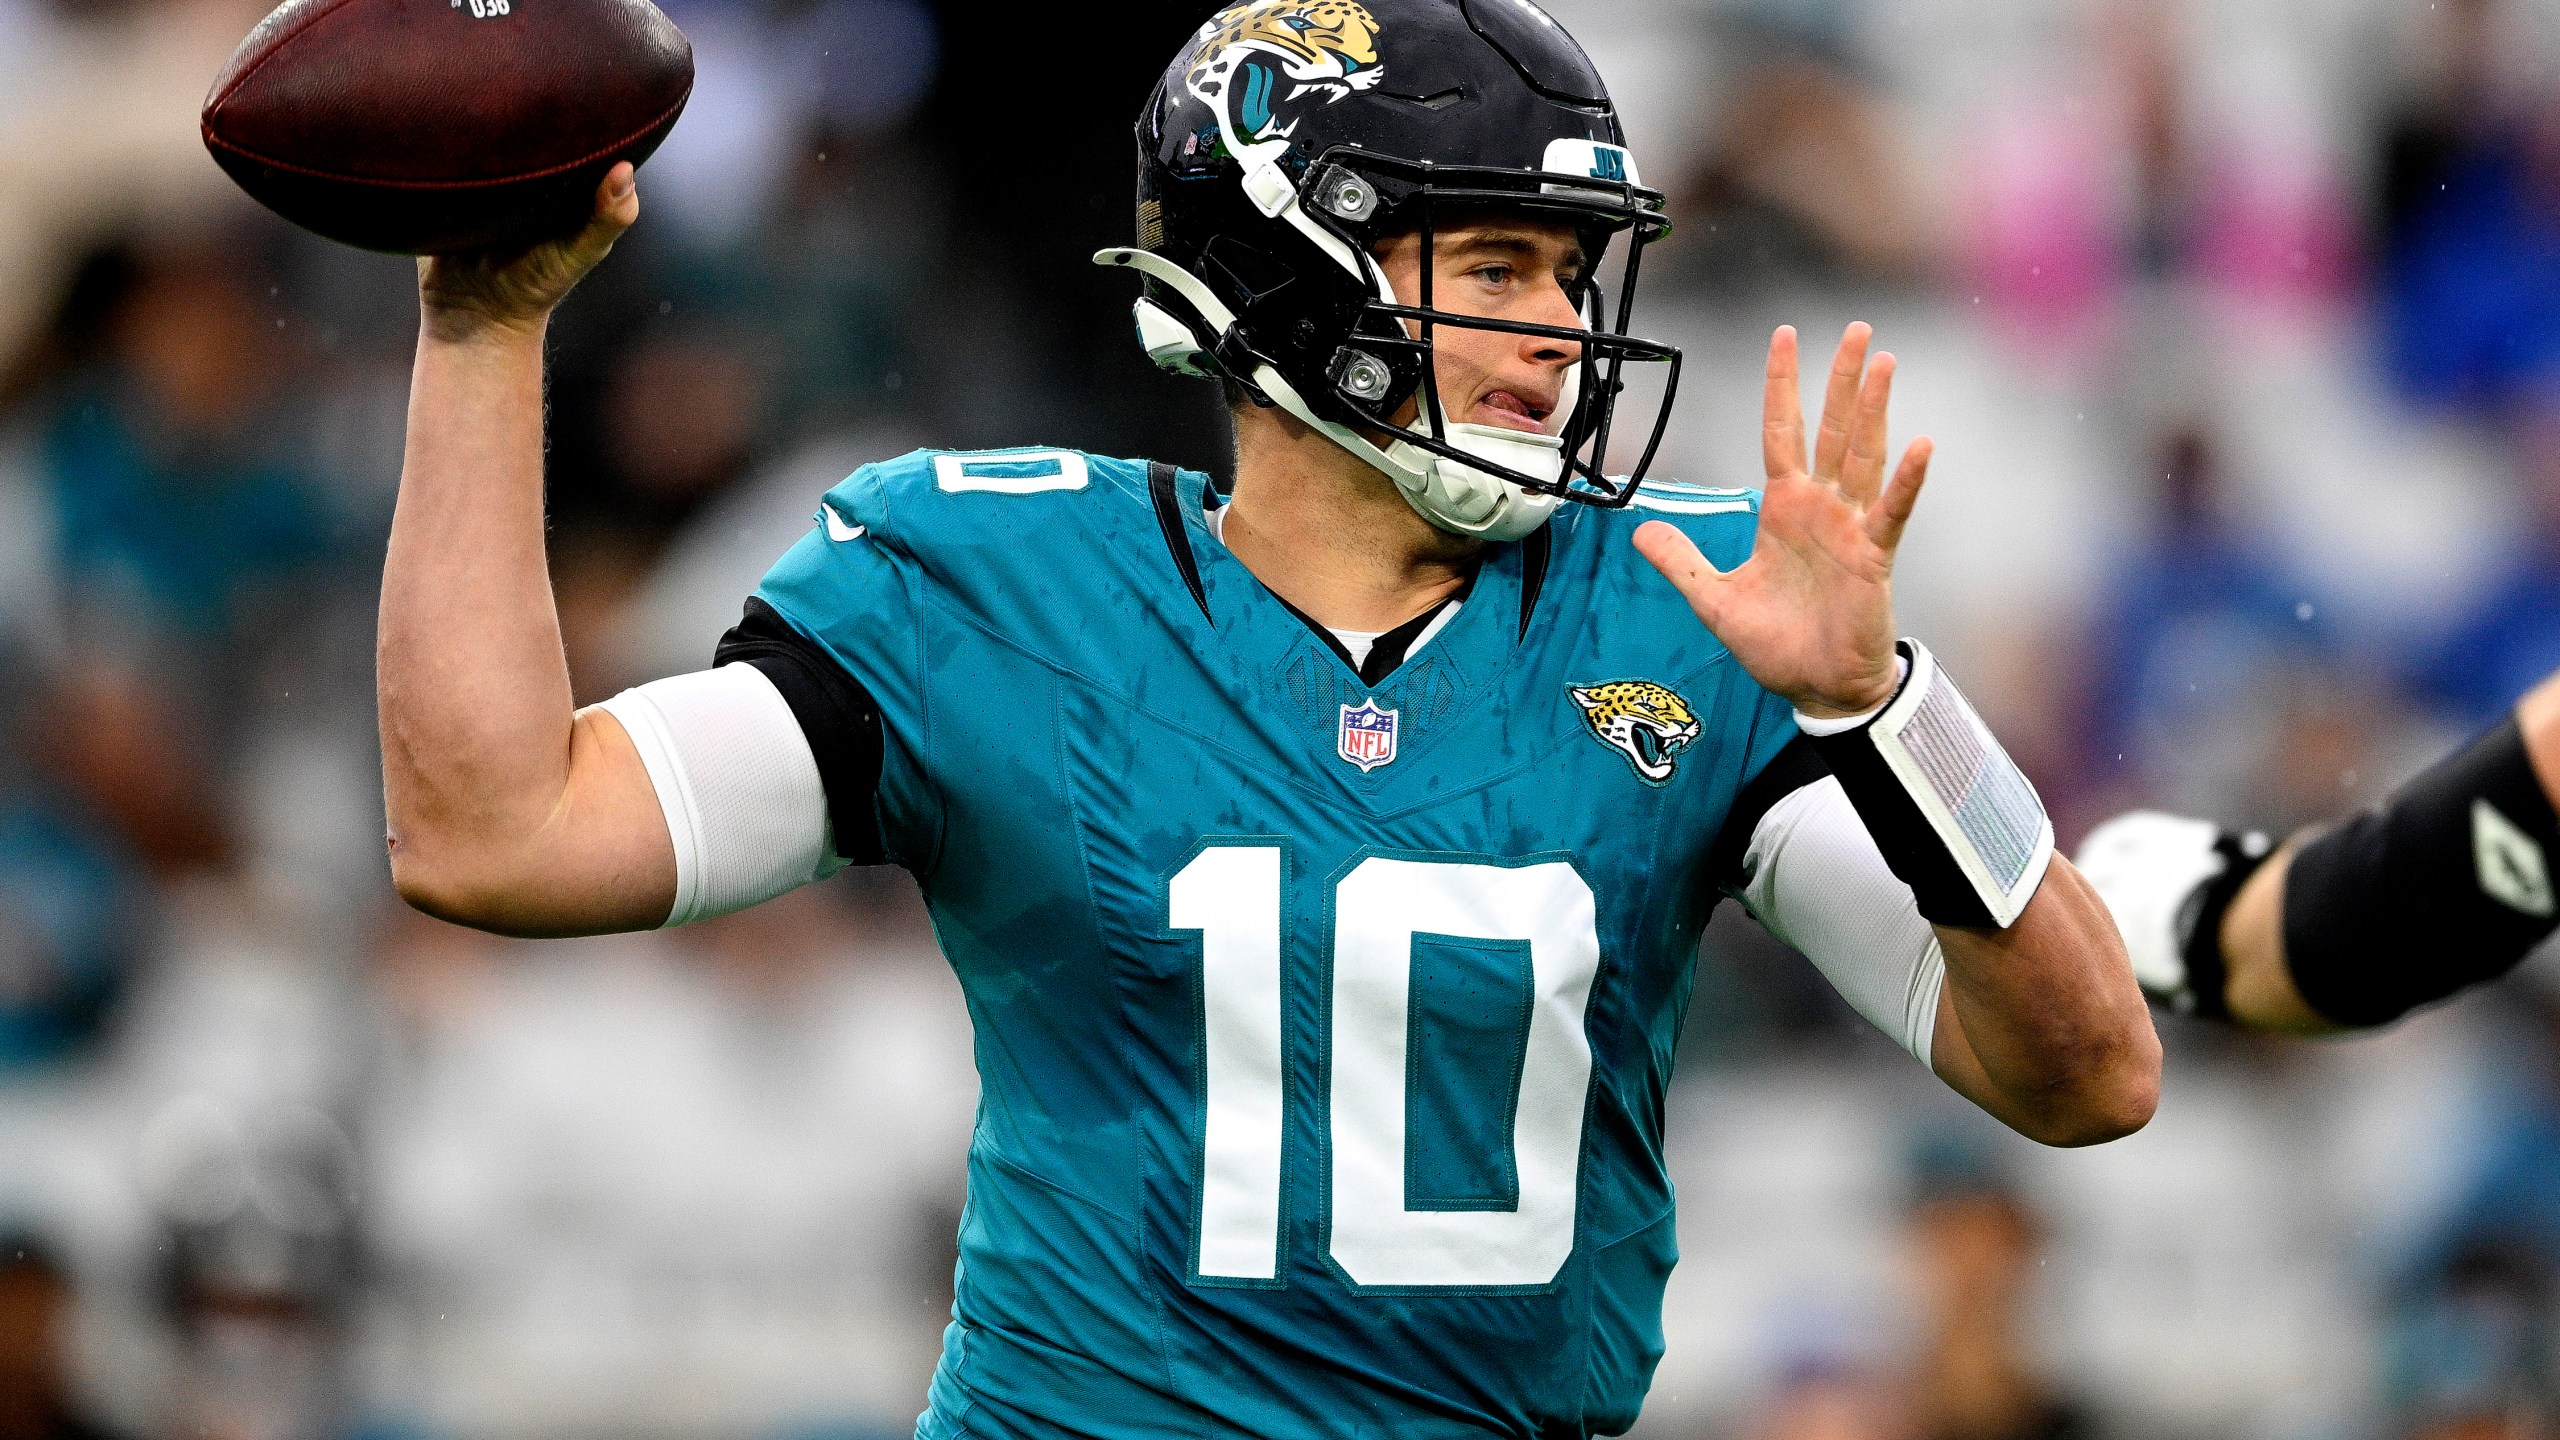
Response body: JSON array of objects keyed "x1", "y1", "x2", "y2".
[
  {"x1": 1184, "y1": 1, "x2": 1385, "y2": 152},
  {"x1": 1570, "y1": 680, "x2": 1702, "y2": 786}
]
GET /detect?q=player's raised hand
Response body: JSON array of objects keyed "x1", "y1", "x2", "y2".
[
  {"x1": 1634, "y1": 323, "x2": 1932, "y2": 719},
  {"x1": 417, "y1": 163, "x2": 641, "y2": 342}
]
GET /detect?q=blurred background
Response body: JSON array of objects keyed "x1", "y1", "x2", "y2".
[{"x1": 2, "y1": 0, "x2": 2559, "y2": 1435}]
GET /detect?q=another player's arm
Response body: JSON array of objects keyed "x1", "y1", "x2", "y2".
[
  {"x1": 1648, "y1": 325, "x2": 2159, "y2": 1146},
  {"x1": 2209, "y1": 843, "x2": 2325, "y2": 1033},
  {"x1": 2083, "y1": 668, "x2": 2560, "y2": 1034},
  {"x1": 379, "y1": 165, "x2": 679, "y2": 936}
]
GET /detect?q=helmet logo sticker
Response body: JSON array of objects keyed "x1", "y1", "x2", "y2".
[
  {"x1": 1186, "y1": 2, "x2": 1385, "y2": 152},
  {"x1": 1569, "y1": 681, "x2": 1701, "y2": 786},
  {"x1": 1539, "y1": 138, "x2": 1643, "y2": 188}
]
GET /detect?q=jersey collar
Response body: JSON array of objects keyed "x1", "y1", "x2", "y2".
[{"x1": 1146, "y1": 459, "x2": 1554, "y2": 662}]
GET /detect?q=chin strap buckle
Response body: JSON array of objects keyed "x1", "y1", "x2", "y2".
[{"x1": 1241, "y1": 160, "x2": 1297, "y2": 219}]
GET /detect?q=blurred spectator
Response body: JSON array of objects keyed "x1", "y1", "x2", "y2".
[
  {"x1": 40, "y1": 233, "x2": 336, "y2": 650},
  {"x1": 1902, "y1": 1156, "x2": 2092, "y2": 1440},
  {"x1": 639, "y1": 0, "x2": 937, "y2": 253},
  {"x1": 2361, "y1": 983, "x2": 2560, "y2": 1439},
  {"x1": 0, "y1": 575, "x2": 147, "y2": 1065},
  {"x1": 559, "y1": 326, "x2": 771, "y2": 557},
  {"x1": 361, "y1": 876, "x2": 971, "y2": 1433},
  {"x1": 2416, "y1": 408, "x2": 2560, "y2": 730},
  {"x1": 0, "y1": 0, "x2": 267, "y2": 383},
  {"x1": 8, "y1": 230, "x2": 362, "y2": 876},
  {"x1": 29, "y1": 658, "x2": 235, "y2": 878},
  {"x1": 2080, "y1": 424, "x2": 2350, "y2": 825},
  {"x1": 1745, "y1": 1367, "x2": 1906, "y2": 1440},
  {"x1": 0, "y1": 787, "x2": 141, "y2": 1072},
  {"x1": 2387, "y1": 1236, "x2": 2557, "y2": 1440},
  {"x1": 0, "y1": 1233, "x2": 122, "y2": 1440},
  {"x1": 145, "y1": 1099, "x2": 363, "y2": 1440},
  {"x1": 2375, "y1": 0, "x2": 2560, "y2": 411},
  {"x1": 1672, "y1": 8, "x2": 1930, "y2": 291},
  {"x1": 1958, "y1": 0, "x2": 2354, "y2": 358}
]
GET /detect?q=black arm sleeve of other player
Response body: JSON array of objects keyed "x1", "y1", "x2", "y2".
[
  {"x1": 1705, "y1": 736, "x2": 1833, "y2": 896},
  {"x1": 712, "y1": 597, "x2": 889, "y2": 867},
  {"x1": 2285, "y1": 715, "x2": 2560, "y2": 1028}
]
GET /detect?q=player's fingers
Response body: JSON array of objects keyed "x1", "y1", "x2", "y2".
[
  {"x1": 1842, "y1": 351, "x2": 1896, "y2": 507},
  {"x1": 1762, "y1": 326, "x2": 1806, "y2": 482},
  {"x1": 1633, "y1": 519, "x2": 1731, "y2": 629},
  {"x1": 1866, "y1": 436, "x2": 1933, "y2": 554},
  {"x1": 1810, "y1": 321, "x2": 1871, "y2": 486}
]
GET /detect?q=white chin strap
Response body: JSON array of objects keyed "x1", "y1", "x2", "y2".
[
  {"x1": 1379, "y1": 419, "x2": 1565, "y2": 542},
  {"x1": 1096, "y1": 246, "x2": 1570, "y2": 544}
]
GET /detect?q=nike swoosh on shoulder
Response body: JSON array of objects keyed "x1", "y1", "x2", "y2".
[{"x1": 821, "y1": 505, "x2": 867, "y2": 542}]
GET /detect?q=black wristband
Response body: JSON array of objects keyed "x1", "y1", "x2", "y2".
[{"x1": 2170, "y1": 830, "x2": 2274, "y2": 1021}]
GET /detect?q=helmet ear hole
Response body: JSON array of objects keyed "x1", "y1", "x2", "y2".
[{"x1": 1332, "y1": 332, "x2": 1425, "y2": 417}]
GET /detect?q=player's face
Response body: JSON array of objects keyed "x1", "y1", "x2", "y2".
[{"x1": 1372, "y1": 217, "x2": 1589, "y2": 438}]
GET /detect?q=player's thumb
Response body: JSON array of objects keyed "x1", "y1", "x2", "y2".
[
  {"x1": 575, "y1": 163, "x2": 640, "y2": 251},
  {"x1": 1632, "y1": 520, "x2": 1728, "y2": 624}
]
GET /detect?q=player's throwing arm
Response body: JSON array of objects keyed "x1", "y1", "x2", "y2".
[
  {"x1": 377, "y1": 167, "x2": 684, "y2": 936},
  {"x1": 1638, "y1": 325, "x2": 2161, "y2": 1145}
]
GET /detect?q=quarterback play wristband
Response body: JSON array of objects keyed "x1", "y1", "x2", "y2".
[{"x1": 1801, "y1": 640, "x2": 2054, "y2": 928}]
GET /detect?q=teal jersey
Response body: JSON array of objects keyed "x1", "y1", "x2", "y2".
[{"x1": 747, "y1": 448, "x2": 1803, "y2": 1439}]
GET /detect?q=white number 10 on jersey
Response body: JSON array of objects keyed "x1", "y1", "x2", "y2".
[{"x1": 1167, "y1": 847, "x2": 1602, "y2": 1288}]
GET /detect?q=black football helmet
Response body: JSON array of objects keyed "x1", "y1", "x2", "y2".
[{"x1": 1096, "y1": 0, "x2": 1680, "y2": 542}]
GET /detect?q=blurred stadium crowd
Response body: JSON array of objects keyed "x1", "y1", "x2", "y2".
[{"x1": 1, "y1": 0, "x2": 2559, "y2": 1435}]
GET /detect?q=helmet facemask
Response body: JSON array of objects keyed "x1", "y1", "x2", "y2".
[{"x1": 1303, "y1": 149, "x2": 1680, "y2": 539}]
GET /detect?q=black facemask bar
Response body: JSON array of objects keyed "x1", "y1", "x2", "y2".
[{"x1": 1299, "y1": 147, "x2": 1684, "y2": 509}]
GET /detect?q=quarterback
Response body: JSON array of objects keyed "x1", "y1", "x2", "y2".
[{"x1": 380, "y1": 1, "x2": 2157, "y2": 1435}]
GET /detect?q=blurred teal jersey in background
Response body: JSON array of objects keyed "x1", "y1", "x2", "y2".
[{"x1": 753, "y1": 449, "x2": 1801, "y2": 1438}]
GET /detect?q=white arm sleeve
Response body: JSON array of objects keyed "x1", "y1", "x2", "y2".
[
  {"x1": 1738, "y1": 775, "x2": 1947, "y2": 1068},
  {"x1": 596, "y1": 664, "x2": 845, "y2": 928}
]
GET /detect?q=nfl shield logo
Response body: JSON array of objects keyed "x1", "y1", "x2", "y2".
[{"x1": 1338, "y1": 699, "x2": 1399, "y2": 773}]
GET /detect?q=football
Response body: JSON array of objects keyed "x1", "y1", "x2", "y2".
[{"x1": 200, "y1": 0, "x2": 692, "y2": 255}]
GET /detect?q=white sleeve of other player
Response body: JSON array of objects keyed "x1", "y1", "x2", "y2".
[
  {"x1": 596, "y1": 664, "x2": 845, "y2": 928},
  {"x1": 1738, "y1": 775, "x2": 1946, "y2": 1068}
]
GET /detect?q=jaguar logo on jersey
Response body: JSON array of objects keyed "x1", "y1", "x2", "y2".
[
  {"x1": 1570, "y1": 680, "x2": 1701, "y2": 786},
  {"x1": 1185, "y1": 1, "x2": 1385, "y2": 151},
  {"x1": 1338, "y1": 698, "x2": 1399, "y2": 773}
]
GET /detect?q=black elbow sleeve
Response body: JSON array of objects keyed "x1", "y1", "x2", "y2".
[{"x1": 2285, "y1": 716, "x2": 2560, "y2": 1027}]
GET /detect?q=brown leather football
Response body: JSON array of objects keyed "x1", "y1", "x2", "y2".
[{"x1": 201, "y1": 0, "x2": 692, "y2": 255}]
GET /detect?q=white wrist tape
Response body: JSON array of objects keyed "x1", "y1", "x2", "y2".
[
  {"x1": 597, "y1": 665, "x2": 842, "y2": 928},
  {"x1": 1803, "y1": 639, "x2": 2053, "y2": 928}
]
